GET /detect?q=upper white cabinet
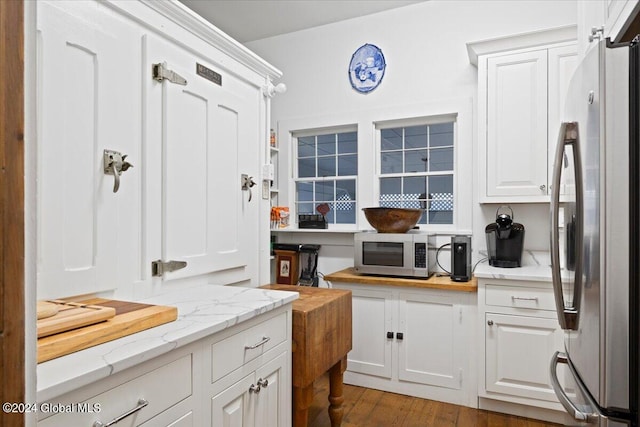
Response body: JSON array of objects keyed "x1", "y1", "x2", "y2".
[
  {"x1": 37, "y1": 1, "x2": 143, "y2": 298},
  {"x1": 468, "y1": 26, "x2": 577, "y2": 204},
  {"x1": 36, "y1": 0, "x2": 281, "y2": 299},
  {"x1": 578, "y1": 0, "x2": 639, "y2": 57}
]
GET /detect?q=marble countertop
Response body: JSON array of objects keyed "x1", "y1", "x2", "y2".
[
  {"x1": 37, "y1": 284, "x2": 299, "y2": 402},
  {"x1": 473, "y1": 250, "x2": 553, "y2": 282}
]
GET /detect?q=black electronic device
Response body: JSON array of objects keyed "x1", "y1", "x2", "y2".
[
  {"x1": 298, "y1": 214, "x2": 328, "y2": 229},
  {"x1": 451, "y1": 235, "x2": 471, "y2": 282},
  {"x1": 485, "y1": 206, "x2": 525, "y2": 268}
]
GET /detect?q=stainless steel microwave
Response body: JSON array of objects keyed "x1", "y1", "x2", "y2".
[{"x1": 354, "y1": 231, "x2": 435, "y2": 278}]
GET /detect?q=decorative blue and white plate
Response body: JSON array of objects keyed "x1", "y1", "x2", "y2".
[{"x1": 348, "y1": 43, "x2": 386, "y2": 94}]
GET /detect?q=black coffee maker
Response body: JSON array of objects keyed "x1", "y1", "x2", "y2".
[{"x1": 485, "y1": 206, "x2": 525, "y2": 268}]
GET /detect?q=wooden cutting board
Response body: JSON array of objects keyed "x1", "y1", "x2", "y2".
[
  {"x1": 37, "y1": 298, "x2": 177, "y2": 363},
  {"x1": 37, "y1": 300, "x2": 117, "y2": 338}
]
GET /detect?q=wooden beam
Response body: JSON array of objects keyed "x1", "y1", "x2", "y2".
[{"x1": 0, "y1": 1, "x2": 25, "y2": 426}]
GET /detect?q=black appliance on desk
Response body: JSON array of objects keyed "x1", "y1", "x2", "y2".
[
  {"x1": 272, "y1": 243, "x2": 321, "y2": 286},
  {"x1": 485, "y1": 205, "x2": 525, "y2": 268}
]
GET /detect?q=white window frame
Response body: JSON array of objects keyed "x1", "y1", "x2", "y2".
[
  {"x1": 276, "y1": 97, "x2": 472, "y2": 234},
  {"x1": 292, "y1": 125, "x2": 359, "y2": 227},
  {"x1": 375, "y1": 114, "x2": 457, "y2": 231}
]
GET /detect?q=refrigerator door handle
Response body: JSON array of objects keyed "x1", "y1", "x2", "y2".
[
  {"x1": 550, "y1": 351, "x2": 601, "y2": 423},
  {"x1": 550, "y1": 121, "x2": 584, "y2": 330}
]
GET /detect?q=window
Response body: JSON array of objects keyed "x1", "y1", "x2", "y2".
[
  {"x1": 378, "y1": 121, "x2": 455, "y2": 225},
  {"x1": 295, "y1": 130, "x2": 358, "y2": 224}
]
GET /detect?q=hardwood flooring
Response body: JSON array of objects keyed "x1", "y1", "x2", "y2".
[{"x1": 307, "y1": 374, "x2": 562, "y2": 427}]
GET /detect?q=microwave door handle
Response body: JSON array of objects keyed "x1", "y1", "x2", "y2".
[{"x1": 550, "y1": 122, "x2": 583, "y2": 330}]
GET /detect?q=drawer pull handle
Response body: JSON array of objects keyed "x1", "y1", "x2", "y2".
[
  {"x1": 511, "y1": 296, "x2": 539, "y2": 302},
  {"x1": 245, "y1": 336, "x2": 270, "y2": 350},
  {"x1": 257, "y1": 378, "x2": 269, "y2": 388},
  {"x1": 249, "y1": 383, "x2": 261, "y2": 393},
  {"x1": 93, "y1": 398, "x2": 148, "y2": 427}
]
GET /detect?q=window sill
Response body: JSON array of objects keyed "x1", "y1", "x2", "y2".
[{"x1": 270, "y1": 227, "x2": 361, "y2": 233}]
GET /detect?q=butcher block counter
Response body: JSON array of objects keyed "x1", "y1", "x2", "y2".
[
  {"x1": 323, "y1": 267, "x2": 477, "y2": 292},
  {"x1": 261, "y1": 284, "x2": 352, "y2": 427}
]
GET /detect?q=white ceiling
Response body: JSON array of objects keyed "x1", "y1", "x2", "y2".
[{"x1": 178, "y1": 0, "x2": 425, "y2": 43}]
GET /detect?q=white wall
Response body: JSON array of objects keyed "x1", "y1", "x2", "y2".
[{"x1": 249, "y1": 0, "x2": 577, "y2": 283}]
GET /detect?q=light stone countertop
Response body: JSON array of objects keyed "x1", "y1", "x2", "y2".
[
  {"x1": 36, "y1": 284, "x2": 299, "y2": 402},
  {"x1": 474, "y1": 250, "x2": 554, "y2": 282}
]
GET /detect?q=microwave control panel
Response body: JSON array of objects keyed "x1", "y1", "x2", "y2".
[{"x1": 415, "y1": 242, "x2": 427, "y2": 268}]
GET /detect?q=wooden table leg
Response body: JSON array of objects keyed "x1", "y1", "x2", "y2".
[
  {"x1": 328, "y1": 356, "x2": 347, "y2": 427},
  {"x1": 293, "y1": 383, "x2": 314, "y2": 427}
]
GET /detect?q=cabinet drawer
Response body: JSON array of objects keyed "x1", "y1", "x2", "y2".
[
  {"x1": 485, "y1": 284, "x2": 556, "y2": 311},
  {"x1": 39, "y1": 354, "x2": 192, "y2": 426},
  {"x1": 211, "y1": 312, "x2": 287, "y2": 383}
]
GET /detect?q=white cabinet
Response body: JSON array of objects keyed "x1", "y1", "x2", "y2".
[
  {"x1": 36, "y1": 0, "x2": 143, "y2": 298},
  {"x1": 36, "y1": 0, "x2": 280, "y2": 299},
  {"x1": 38, "y1": 344, "x2": 198, "y2": 427},
  {"x1": 207, "y1": 310, "x2": 291, "y2": 427},
  {"x1": 470, "y1": 28, "x2": 577, "y2": 203},
  {"x1": 478, "y1": 278, "x2": 569, "y2": 420},
  {"x1": 578, "y1": 0, "x2": 639, "y2": 57},
  {"x1": 38, "y1": 306, "x2": 292, "y2": 427},
  {"x1": 210, "y1": 351, "x2": 287, "y2": 427},
  {"x1": 144, "y1": 33, "x2": 258, "y2": 282},
  {"x1": 332, "y1": 282, "x2": 475, "y2": 407}
]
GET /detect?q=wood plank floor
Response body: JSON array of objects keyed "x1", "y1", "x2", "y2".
[{"x1": 307, "y1": 374, "x2": 562, "y2": 427}]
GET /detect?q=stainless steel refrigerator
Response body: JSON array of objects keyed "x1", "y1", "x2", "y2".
[{"x1": 549, "y1": 37, "x2": 639, "y2": 426}]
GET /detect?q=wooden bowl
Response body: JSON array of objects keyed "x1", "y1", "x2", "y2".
[{"x1": 362, "y1": 207, "x2": 423, "y2": 233}]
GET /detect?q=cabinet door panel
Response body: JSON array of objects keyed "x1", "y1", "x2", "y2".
[
  {"x1": 255, "y1": 351, "x2": 288, "y2": 427},
  {"x1": 548, "y1": 44, "x2": 578, "y2": 195},
  {"x1": 37, "y1": 1, "x2": 141, "y2": 298},
  {"x1": 485, "y1": 312, "x2": 565, "y2": 401},
  {"x1": 146, "y1": 36, "x2": 257, "y2": 280},
  {"x1": 347, "y1": 288, "x2": 393, "y2": 378},
  {"x1": 397, "y1": 292, "x2": 462, "y2": 389},
  {"x1": 211, "y1": 373, "x2": 255, "y2": 427},
  {"x1": 486, "y1": 50, "x2": 548, "y2": 197}
]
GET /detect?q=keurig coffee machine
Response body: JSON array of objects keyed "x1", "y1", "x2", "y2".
[{"x1": 485, "y1": 206, "x2": 525, "y2": 268}]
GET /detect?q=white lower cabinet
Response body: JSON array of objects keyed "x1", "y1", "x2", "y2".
[
  {"x1": 210, "y1": 351, "x2": 287, "y2": 427},
  {"x1": 478, "y1": 278, "x2": 571, "y2": 423},
  {"x1": 38, "y1": 307, "x2": 291, "y2": 427},
  {"x1": 331, "y1": 282, "x2": 476, "y2": 407}
]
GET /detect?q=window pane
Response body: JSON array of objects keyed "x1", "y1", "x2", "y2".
[
  {"x1": 380, "y1": 177, "x2": 401, "y2": 195},
  {"x1": 296, "y1": 182, "x2": 314, "y2": 202},
  {"x1": 317, "y1": 157, "x2": 336, "y2": 177},
  {"x1": 381, "y1": 152, "x2": 402, "y2": 174},
  {"x1": 429, "y1": 210, "x2": 453, "y2": 224},
  {"x1": 404, "y1": 150, "x2": 428, "y2": 173},
  {"x1": 428, "y1": 174, "x2": 453, "y2": 224},
  {"x1": 337, "y1": 179, "x2": 356, "y2": 200},
  {"x1": 338, "y1": 154, "x2": 357, "y2": 176},
  {"x1": 429, "y1": 174, "x2": 453, "y2": 193},
  {"x1": 336, "y1": 203, "x2": 356, "y2": 223},
  {"x1": 381, "y1": 128, "x2": 402, "y2": 151},
  {"x1": 297, "y1": 203, "x2": 314, "y2": 215},
  {"x1": 317, "y1": 134, "x2": 335, "y2": 156},
  {"x1": 315, "y1": 181, "x2": 334, "y2": 202},
  {"x1": 380, "y1": 177, "x2": 402, "y2": 208},
  {"x1": 405, "y1": 125, "x2": 427, "y2": 149},
  {"x1": 298, "y1": 158, "x2": 315, "y2": 178},
  {"x1": 404, "y1": 176, "x2": 427, "y2": 209},
  {"x1": 323, "y1": 207, "x2": 335, "y2": 224},
  {"x1": 429, "y1": 123, "x2": 454, "y2": 147},
  {"x1": 429, "y1": 147, "x2": 453, "y2": 171},
  {"x1": 298, "y1": 136, "x2": 315, "y2": 157},
  {"x1": 338, "y1": 132, "x2": 357, "y2": 154}
]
